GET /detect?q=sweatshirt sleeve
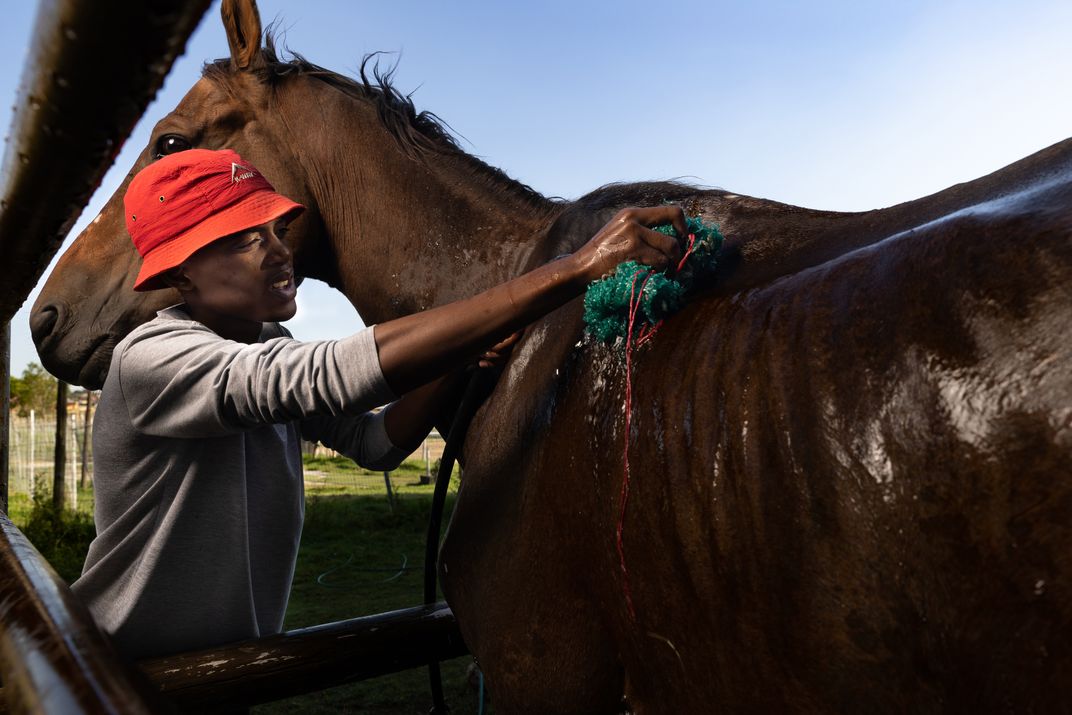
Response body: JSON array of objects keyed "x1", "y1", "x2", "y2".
[
  {"x1": 300, "y1": 410, "x2": 411, "y2": 471},
  {"x1": 117, "y1": 324, "x2": 396, "y2": 438}
]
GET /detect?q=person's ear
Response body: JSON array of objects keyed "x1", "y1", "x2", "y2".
[{"x1": 161, "y1": 265, "x2": 195, "y2": 293}]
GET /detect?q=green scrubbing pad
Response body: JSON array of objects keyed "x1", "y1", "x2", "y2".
[{"x1": 582, "y1": 215, "x2": 723, "y2": 343}]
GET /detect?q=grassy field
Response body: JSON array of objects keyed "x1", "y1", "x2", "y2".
[
  {"x1": 9, "y1": 456, "x2": 488, "y2": 714},
  {"x1": 259, "y1": 458, "x2": 482, "y2": 714}
]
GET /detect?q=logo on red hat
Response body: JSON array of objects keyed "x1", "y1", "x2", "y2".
[{"x1": 231, "y1": 162, "x2": 257, "y2": 184}]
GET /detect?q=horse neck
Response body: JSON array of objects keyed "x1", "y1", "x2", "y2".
[{"x1": 283, "y1": 80, "x2": 560, "y2": 325}]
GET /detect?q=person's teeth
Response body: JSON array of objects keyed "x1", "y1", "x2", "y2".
[{"x1": 273, "y1": 279, "x2": 289, "y2": 289}]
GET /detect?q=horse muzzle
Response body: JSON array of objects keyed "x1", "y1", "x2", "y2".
[{"x1": 29, "y1": 300, "x2": 116, "y2": 389}]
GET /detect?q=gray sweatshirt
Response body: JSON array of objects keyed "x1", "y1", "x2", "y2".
[{"x1": 72, "y1": 306, "x2": 405, "y2": 659}]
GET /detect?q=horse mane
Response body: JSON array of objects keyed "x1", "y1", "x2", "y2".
[
  {"x1": 573, "y1": 181, "x2": 717, "y2": 212},
  {"x1": 202, "y1": 31, "x2": 554, "y2": 215}
]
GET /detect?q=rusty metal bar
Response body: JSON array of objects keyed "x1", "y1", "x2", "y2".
[
  {"x1": 0, "y1": 0, "x2": 213, "y2": 324},
  {"x1": 140, "y1": 603, "x2": 469, "y2": 710},
  {"x1": 0, "y1": 511, "x2": 173, "y2": 713}
]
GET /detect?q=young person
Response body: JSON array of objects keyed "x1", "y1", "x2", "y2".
[{"x1": 72, "y1": 148, "x2": 683, "y2": 659}]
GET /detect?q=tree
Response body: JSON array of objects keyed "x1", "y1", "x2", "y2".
[{"x1": 9, "y1": 362, "x2": 57, "y2": 417}]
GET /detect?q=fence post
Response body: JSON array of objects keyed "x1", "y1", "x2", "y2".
[
  {"x1": 383, "y1": 471, "x2": 396, "y2": 512},
  {"x1": 0, "y1": 321, "x2": 8, "y2": 514},
  {"x1": 54, "y1": 381, "x2": 67, "y2": 510},
  {"x1": 421, "y1": 440, "x2": 432, "y2": 485},
  {"x1": 29, "y1": 408, "x2": 35, "y2": 498},
  {"x1": 69, "y1": 411, "x2": 78, "y2": 510},
  {"x1": 80, "y1": 389, "x2": 92, "y2": 489}
]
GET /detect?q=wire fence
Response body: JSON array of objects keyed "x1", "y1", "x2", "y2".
[
  {"x1": 301, "y1": 430, "x2": 449, "y2": 494},
  {"x1": 6, "y1": 405, "x2": 449, "y2": 507},
  {"x1": 8, "y1": 410, "x2": 93, "y2": 510}
]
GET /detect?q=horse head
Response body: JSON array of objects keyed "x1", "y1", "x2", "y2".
[
  {"x1": 33, "y1": 0, "x2": 561, "y2": 390},
  {"x1": 31, "y1": 0, "x2": 395, "y2": 388}
]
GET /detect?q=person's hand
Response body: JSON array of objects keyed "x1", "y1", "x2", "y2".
[
  {"x1": 570, "y1": 206, "x2": 686, "y2": 283},
  {"x1": 475, "y1": 331, "x2": 521, "y2": 369},
  {"x1": 374, "y1": 206, "x2": 684, "y2": 395}
]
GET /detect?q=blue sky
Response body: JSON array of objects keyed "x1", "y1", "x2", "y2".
[{"x1": 2, "y1": 0, "x2": 1070, "y2": 376}]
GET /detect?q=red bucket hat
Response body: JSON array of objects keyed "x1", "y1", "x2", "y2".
[{"x1": 124, "y1": 148, "x2": 305, "y2": 291}]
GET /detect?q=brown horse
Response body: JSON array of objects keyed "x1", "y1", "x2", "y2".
[{"x1": 30, "y1": 0, "x2": 1072, "y2": 711}]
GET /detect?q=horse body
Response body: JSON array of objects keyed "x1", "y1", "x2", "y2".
[
  {"x1": 444, "y1": 156, "x2": 1072, "y2": 712},
  {"x1": 29, "y1": 2, "x2": 1072, "y2": 711}
]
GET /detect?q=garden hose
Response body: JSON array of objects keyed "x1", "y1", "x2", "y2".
[{"x1": 425, "y1": 370, "x2": 494, "y2": 715}]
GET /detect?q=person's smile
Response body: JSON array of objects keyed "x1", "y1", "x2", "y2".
[{"x1": 268, "y1": 266, "x2": 296, "y2": 301}]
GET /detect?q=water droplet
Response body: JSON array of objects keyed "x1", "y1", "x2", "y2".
[
  {"x1": 52, "y1": 72, "x2": 69, "y2": 89},
  {"x1": 63, "y1": 26, "x2": 77, "y2": 41}
]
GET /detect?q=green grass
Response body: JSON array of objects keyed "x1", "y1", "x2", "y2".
[
  {"x1": 7, "y1": 488, "x2": 97, "y2": 583},
  {"x1": 258, "y1": 488, "x2": 483, "y2": 714},
  {"x1": 7, "y1": 457, "x2": 486, "y2": 713}
]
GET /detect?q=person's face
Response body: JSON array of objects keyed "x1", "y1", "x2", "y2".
[{"x1": 168, "y1": 217, "x2": 297, "y2": 341}]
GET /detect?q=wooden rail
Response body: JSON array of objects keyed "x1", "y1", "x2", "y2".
[
  {"x1": 140, "y1": 603, "x2": 468, "y2": 710},
  {"x1": 0, "y1": 512, "x2": 171, "y2": 714}
]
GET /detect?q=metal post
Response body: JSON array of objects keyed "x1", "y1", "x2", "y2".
[{"x1": 0, "y1": 321, "x2": 8, "y2": 514}]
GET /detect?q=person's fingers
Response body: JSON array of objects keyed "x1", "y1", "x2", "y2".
[
  {"x1": 637, "y1": 225, "x2": 682, "y2": 266},
  {"x1": 488, "y1": 331, "x2": 521, "y2": 352},
  {"x1": 617, "y1": 205, "x2": 688, "y2": 237}
]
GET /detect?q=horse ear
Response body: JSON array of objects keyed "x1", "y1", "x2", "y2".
[{"x1": 221, "y1": 0, "x2": 265, "y2": 71}]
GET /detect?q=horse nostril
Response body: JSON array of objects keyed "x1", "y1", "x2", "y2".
[{"x1": 30, "y1": 303, "x2": 63, "y2": 347}]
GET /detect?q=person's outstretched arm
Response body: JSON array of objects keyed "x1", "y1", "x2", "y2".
[{"x1": 374, "y1": 206, "x2": 685, "y2": 395}]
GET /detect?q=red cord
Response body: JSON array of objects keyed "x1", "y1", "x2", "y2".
[
  {"x1": 618, "y1": 268, "x2": 653, "y2": 622},
  {"x1": 616, "y1": 233, "x2": 696, "y2": 622},
  {"x1": 676, "y1": 232, "x2": 697, "y2": 274},
  {"x1": 632, "y1": 233, "x2": 696, "y2": 350}
]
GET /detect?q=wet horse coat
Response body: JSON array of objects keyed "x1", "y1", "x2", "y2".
[{"x1": 30, "y1": 2, "x2": 1072, "y2": 711}]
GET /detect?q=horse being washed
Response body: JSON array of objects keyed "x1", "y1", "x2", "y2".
[{"x1": 30, "y1": 0, "x2": 1072, "y2": 711}]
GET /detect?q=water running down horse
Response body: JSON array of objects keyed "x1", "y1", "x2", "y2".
[{"x1": 30, "y1": 0, "x2": 1072, "y2": 711}]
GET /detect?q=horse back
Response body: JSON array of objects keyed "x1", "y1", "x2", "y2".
[{"x1": 443, "y1": 139, "x2": 1072, "y2": 712}]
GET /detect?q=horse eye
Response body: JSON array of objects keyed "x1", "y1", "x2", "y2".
[{"x1": 154, "y1": 134, "x2": 191, "y2": 158}]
